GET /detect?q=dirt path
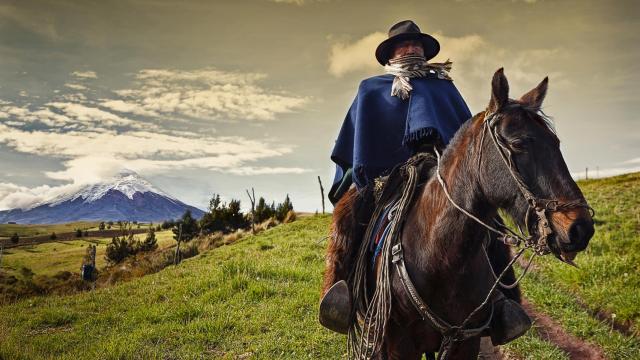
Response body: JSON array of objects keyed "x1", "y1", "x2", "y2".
[
  {"x1": 522, "y1": 299, "x2": 607, "y2": 359},
  {"x1": 476, "y1": 298, "x2": 609, "y2": 360}
]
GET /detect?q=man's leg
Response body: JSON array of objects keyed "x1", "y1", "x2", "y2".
[{"x1": 320, "y1": 185, "x2": 375, "y2": 334}]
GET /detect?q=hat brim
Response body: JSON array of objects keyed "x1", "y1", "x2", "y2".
[{"x1": 375, "y1": 33, "x2": 440, "y2": 65}]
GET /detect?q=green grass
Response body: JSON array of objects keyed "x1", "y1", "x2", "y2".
[
  {"x1": 510, "y1": 269, "x2": 640, "y2": 359},
  {"x1": 500, "y1": 172, "x2": 640, "y2": 359},
  {"x1": 533, "y1": 173, "x2": 640, "y2": 328},
  {"x1": 0, "y1": 215, "x2": 344, "y2": 359},
  {"x1": 1, "y1": 230, "x2": 175, "y2": 277}
]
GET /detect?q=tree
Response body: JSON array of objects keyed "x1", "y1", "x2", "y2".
[
  {"x1": 275, "y1": 194, "x2": 294, "y2": 222},
  {"x1": 201, "y1": 193, "x2": 227, "y2": 234},
  {"x1": 208, "y1": 194, "x2": 222, "y2": 212},
  {"x1": 139, "y1": 228, "x2": 157, "y2": 252},
  {"x1": 173, "y1": 209, "x2": 199, "y2": 264},
  {"x1": 99, "y1": 222, "x2": 106, "y2": 231},
  {"x1": 105, "y1": 235, "x2": 133, "y2": 264},
  {"x1": 226, "y1": 199, "x2": 248, "y2": 231},
  {"x1": 50, "y1": 232, "x2": 57, "y2": 240},
  {"x1": 84, "y1": 230, "x2": 89, "y2": 237},
  {"x1": 75, "y1": 229, "x2": 83, "y2": 238},
  {"x1": 10, "y1": 233, "x2": 19, "y2": 244},
  {"x1": 254, "y1": 197, "x2": 274, "y2": 223}
]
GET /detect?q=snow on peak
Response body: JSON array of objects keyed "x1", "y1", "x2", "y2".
[{"x1": 43, "y1": 170, "x2": 178, "y2": 207}]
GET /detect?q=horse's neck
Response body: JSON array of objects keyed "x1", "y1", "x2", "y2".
[{"x1": 408, "y1": 134, "x2": 496, "y2": 273}]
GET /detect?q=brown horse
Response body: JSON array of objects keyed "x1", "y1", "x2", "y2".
[{"x1": 323, "y1": 68, "x2": 594, "y2": 359}]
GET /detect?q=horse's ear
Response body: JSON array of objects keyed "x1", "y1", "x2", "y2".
[
  {"x1": 520, "y1": 76, "x2": 549, "y2": 109},
  {"x1": 488, "y1": 68, "x2": 509, "y2": 114}
]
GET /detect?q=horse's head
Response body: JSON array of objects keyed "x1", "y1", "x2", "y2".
[{"x1": 478, "y1": 68, "x2": 594, "y2": 263}]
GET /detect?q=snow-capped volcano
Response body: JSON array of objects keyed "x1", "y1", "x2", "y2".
[
  {"x1": 0, "y1": 170, "x2": 204, "y2": 224},
  {"x1": 45, "y1": 169, "x2": 177, "y2": 207}
]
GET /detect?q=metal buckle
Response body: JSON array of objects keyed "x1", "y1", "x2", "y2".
[{"x1": 391, "y1": 243, "x2": 403, "y2": 263}]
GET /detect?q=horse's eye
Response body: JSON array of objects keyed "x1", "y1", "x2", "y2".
[{"x1": 509, "y1": 139, "x2": 527, "y2": 152}]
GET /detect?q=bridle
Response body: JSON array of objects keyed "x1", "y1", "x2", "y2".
[
  {"x1": 476, "y1": 107, "x2": 594, "y2": 257},
  {"x1": 392, "y1": 106, "x2": 594, "y2": 359}
]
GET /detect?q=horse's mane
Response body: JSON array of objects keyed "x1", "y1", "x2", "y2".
[{"x1": 441, "y1": 102, "x2": 559, "y2": 167}]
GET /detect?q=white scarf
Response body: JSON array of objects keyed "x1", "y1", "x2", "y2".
[{"x1": 384, "y1": 55, "x2": 453, "y2": 100}]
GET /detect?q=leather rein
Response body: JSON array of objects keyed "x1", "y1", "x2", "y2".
[{"x1": 391, "y1": 106, "x2": 593, "y2": 359}]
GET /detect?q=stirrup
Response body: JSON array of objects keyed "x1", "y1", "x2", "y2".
[
  {"x1": 489, "y1": 295, "x2": 532, "y2": 345},
  {"x1": 319, "y1": 280, "x2": 352, "y2": 334}
]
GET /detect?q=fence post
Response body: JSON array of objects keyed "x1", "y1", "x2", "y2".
[
  {"x1": 318, "y1": 176, "x2": 325, "y2": 215},
  {"x1": 246, "y1": 188, "x2": 256, "y2": 234}
]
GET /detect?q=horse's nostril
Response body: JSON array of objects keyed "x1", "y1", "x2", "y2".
[{"x1": 568, "y1": 218, "x2": 595, "y2": 248}]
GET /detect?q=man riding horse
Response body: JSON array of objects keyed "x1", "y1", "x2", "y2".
[{"x1": 321, "y1": 20, "x2": 531, "y2": 347}]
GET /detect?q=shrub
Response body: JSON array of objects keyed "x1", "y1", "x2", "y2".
[
  {"x1": 105, "y1": 235, "x2": 135, "y2": 264},
  {"x1": 275, "y1": 194, "x2": 294, "y2": 222},
  {"x1": 254, "y1": 197, "x2": 275, "y2": 223},
  {"x1": 75, "y1": 229, "x2": 83, "y2": 238},
  {"x1": 173, "y1": 210, "x2": 199, "y2": 243},
  {"x1": 139, "y1": 228, "x2": 158, "y2": 252},
  {"x1": 10, "y1": 233, "x2": 19, "y2": 244},
  {"x1": 50, "y1": 232, "x2": 57, "y2": 240}
]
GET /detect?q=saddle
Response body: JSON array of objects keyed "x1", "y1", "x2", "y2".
[{"x1": 364, "y1": 152, "x2": 437, "y2": 268}]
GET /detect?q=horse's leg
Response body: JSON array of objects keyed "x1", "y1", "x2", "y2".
[
  {"x1": 381, "y1": 321, "x2": 424, "y2": 360},
  {"x1": 441, "y1": 337, "x2": 481, "y2": 360}
]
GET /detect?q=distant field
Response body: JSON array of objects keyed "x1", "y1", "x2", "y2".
[
  {"x1": 0, "y1": 230, "x2": 176, "y2": 277},
  {"x1": 0, "y1": 221, "x2": 100, "y2": 238},
  {"x1": 0, "y1": 174, "x2": 638, "y2": 359}
]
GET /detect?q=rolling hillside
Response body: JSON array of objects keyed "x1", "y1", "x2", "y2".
[{"x1": 0, "y1": 173, "x2": 639, "y2": 359}]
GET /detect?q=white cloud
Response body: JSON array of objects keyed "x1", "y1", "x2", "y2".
[
  {"x1": 110, "y1": 68, "x2": 310, "y2": 121},
  {"x1": 0, "y1": 123, "x2": 309, "y2": 182},
  {"x1": 622, "y1": 157, "x2": 640, "y2": 164},
  {"x1": 225, "y1": 166, "x2": 310, "y2": 175},
  {"x1": 46, "y1": 102, "x2": 141, "y2": 128},
  {"x1": 100, "y1": 99, "x2": 159, "y2": 117},
  {"x1": 64, "y1": 83, "x2": 88, "y2": 90},
  {"x1": 71, "y1": 71, "x2": 98, "y2": 79},
  {"x1": 327, "y1": 31, "x2": 569, "y2": 111},
  {"x1": 0, "y1": 101, "x2": 157, "y2": 131},
  {"x1": 328, "y1": 32, "x2": 386, "y2": 77},
  {"x1": 0, "y1": 182, "x2": 81, "y2": 211}
]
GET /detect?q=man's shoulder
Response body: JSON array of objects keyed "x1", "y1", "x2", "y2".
[{"x1": 356, "y1": 74, "x2": 393, "y2": 93}]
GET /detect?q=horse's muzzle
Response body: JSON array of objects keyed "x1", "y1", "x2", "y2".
[{"x1": 549, "y1": 217, "x2": 594, "y2": 260}]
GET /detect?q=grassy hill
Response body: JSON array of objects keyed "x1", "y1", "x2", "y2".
[{"x1": 0, "y1": 173, "x2": 639, "y2": 359}]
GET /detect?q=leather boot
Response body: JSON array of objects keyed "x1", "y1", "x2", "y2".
[
  {"x1": 319, "y1": 280, "x2": 352, "y2": 334},
  {"x1": 488, "y1": 291, "x2": 532, "y2": 345}
]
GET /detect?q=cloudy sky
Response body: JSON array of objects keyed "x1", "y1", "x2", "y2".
[{"x1": 0, "y1": 0, "x2": 638, "y2": 212}]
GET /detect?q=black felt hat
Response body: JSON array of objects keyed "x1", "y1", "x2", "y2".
[{"x1": 375, "y1": 20, "x2": 440, "y2": 65}]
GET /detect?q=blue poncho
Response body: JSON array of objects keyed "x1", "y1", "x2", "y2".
[{"x1": 330, "y1": 73, "x2": 472, "y2": 195}]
